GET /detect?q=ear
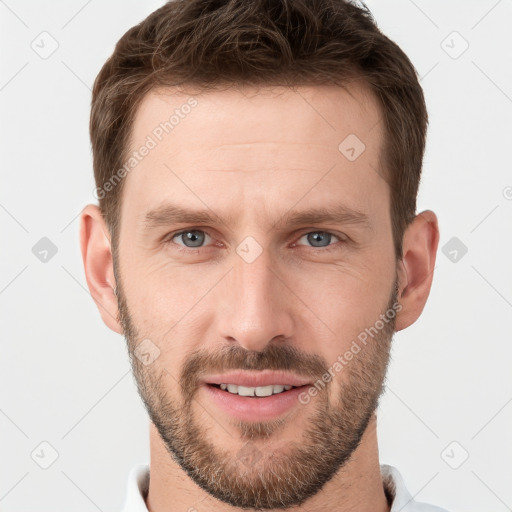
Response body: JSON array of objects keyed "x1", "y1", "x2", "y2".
[
  {"x1": 79, "y1": 204, "x2": 123, "y2": 334},
  {"x1": 395, "y1": 210, "x2": 440, "y2": 332}
]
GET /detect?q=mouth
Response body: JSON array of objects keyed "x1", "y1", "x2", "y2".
[
  {"x1": 202, "y1": 382, "x2": 312, "y2": 422},
  {"x1": 207, "y1": 382, "x2": 307, "y2": 398}
]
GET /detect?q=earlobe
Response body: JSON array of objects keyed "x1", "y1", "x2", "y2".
[
  {"x1": 79, "y1": 204, "x2": 123, "y2": 334},
  {"x1": 394, "y1": 210, "x2": 440, "y2": 332}
]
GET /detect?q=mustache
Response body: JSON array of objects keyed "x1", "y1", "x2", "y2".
[{"x1": 180, "y1": 342, "x2": 328, "y2": 392}]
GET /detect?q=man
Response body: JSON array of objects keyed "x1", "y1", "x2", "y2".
[{"x1": 79, "y1": 0, "x2": 445, "y2": 510}]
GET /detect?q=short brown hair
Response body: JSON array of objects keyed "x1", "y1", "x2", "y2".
[{"x1": 90, "y1": 0, "x2": 428, "y2": 260}]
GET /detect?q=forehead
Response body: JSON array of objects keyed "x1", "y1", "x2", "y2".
[
  {"x1": 130, "y1": 82, "x2": 382, "y2": 157},
  {"x1": 121, "y1": 82, "x2": 387, "y2": 229}
]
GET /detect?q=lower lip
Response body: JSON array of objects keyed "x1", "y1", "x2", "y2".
[{"x1": 202, "y1": 384, "x2": 310, "y2": 422}]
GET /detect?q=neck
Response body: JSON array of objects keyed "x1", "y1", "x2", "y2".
[{"x1": 145, "y1": 413, "x2": 390, "y2": 512}]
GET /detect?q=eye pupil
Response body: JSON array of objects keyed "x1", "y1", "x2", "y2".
[
  {"x1": 307, "y1": 232, "x2": 331, "y2": 247},
  {"x1": 182, "y1": 230, "x2": 204, "y2": 247}
]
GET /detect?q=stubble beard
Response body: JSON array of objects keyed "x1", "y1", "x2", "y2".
[{"x1": 115, "y1": 265, "x2": 398, "y2": 509}]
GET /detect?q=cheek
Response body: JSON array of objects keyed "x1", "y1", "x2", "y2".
[
  {"x1": 285, "y1": 267, "x2": 394, "y2": 387},
  {"x1": 122, "y1": 257, "x2": 225, "y2": 339},
  {"x1": 290, "y1": 263, "x2": 388, "y2": 324}
]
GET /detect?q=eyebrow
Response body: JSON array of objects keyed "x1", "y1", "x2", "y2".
[{"x1": 142, "y1": 203, "x2": 373, "y2": 232}]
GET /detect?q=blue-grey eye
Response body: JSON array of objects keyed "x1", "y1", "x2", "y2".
[
  {"x1": 175, "y1": 230, "x2": 209, "y2": 248},
  {"x1": 308, "y1": 232, "x2": 331, "y2": 247},
  {"x1": 297, "y1": 231, "x2": 340, "y2": 248}
]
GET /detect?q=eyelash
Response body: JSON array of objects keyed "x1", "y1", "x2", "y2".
[{"x1": 163, "y1": 228, "x2": 347, "y2": 255}]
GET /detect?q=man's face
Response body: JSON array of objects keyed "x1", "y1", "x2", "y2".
[{"x1": 114, "y1": 84, "x2": 399, "y2": 509}]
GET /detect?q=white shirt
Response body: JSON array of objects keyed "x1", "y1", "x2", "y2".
[{"x1": 120, "y1": 463, "x2": 449, "y2": 512}]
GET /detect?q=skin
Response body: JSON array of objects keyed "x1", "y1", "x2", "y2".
[{"x1": 80, "y1": 82, "x2": 439, "y2": 512}]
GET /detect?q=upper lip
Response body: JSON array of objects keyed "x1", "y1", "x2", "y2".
[{"x1": 201, "y1": 370, "x2": 312, "y2": 388}]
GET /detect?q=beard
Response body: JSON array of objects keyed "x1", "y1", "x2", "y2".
[{"x1": 115, "y1": 265, "x2": 398, "y2": 510}]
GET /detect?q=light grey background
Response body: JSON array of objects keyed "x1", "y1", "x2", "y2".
[{"x1": 1, "y1": 1, "x2": 511, "y2": 511}]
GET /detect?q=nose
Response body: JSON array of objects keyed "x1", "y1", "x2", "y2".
[{"x1": 216, "y1": 246, "x2": 295, "y2": 352}]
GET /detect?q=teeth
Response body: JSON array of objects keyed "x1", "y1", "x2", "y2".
[{"x1": 219, "y1": 383, "x2": 294, "y2": 397}]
